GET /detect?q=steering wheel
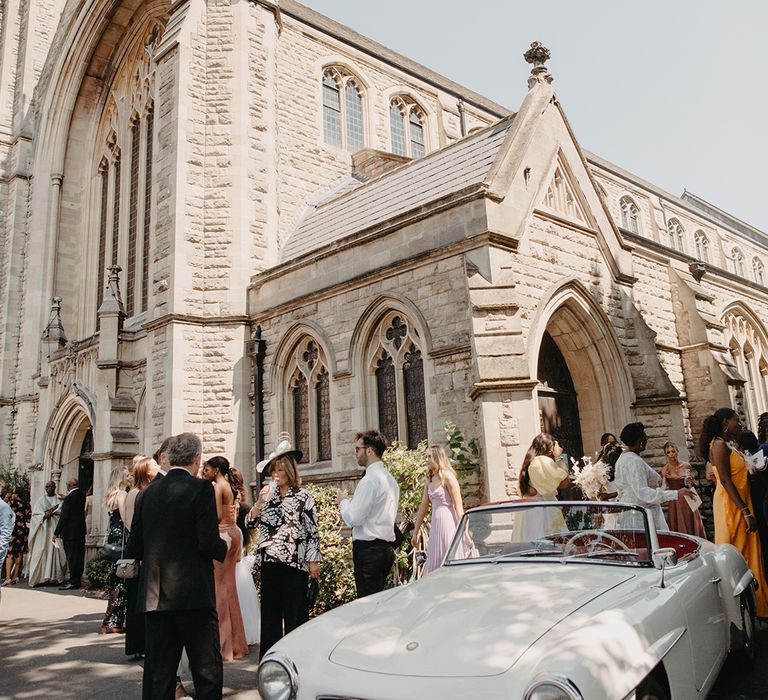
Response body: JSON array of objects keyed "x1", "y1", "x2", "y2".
[{"x1": 562, "y1": 529, "x2": 633, "y2": 557}]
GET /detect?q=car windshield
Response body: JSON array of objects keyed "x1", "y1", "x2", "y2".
[{"x1": 444, "y1": 501, "x2": 653, "y2": 567}]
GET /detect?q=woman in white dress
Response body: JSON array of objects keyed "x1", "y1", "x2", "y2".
[{"x1": 231, "y1": 467, "x2": 261, "y2": 646}]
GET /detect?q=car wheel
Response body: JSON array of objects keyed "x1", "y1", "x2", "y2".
[
  {"x1": 734, "y1": 590, "x2": 756, "y2": 671},
  {"x1": 635, "y1": 675, "x2": 669, "y2": 700}
]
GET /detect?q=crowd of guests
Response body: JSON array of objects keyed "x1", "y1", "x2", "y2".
[
  {"x1": 8, "y1": 408, "x2": 768, "y2": 695},
  {"x1": 515, "y1": 408, "x2": 768, "y2": 619}
]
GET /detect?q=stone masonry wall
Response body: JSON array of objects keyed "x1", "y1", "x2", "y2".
[{"x1": 255, "y1": 253, "x2": 482, "y2": 501}]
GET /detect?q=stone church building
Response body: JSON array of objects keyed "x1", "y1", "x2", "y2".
[{"x1": 1, "y1": 0, "x2": 767, "y2": 544}]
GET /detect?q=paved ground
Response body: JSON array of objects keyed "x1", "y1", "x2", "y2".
[
  {"x1": 0, "y1": 583, "x2": 259, "y2": 699},
  {"x1": 1, "y1": 582, "x2": 767, "y2": 699}
]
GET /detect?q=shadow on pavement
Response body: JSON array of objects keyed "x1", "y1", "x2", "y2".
[
  {"x1": 0, "y1": 585, "x2": 259, "y2": 699},
  {"x1": 708, "y1": 624, "x2": 768, "y2": 700}
]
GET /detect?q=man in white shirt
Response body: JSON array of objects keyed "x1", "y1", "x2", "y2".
[{"x1": 339, "y1": 430, "x2": 400, "y2": 598}]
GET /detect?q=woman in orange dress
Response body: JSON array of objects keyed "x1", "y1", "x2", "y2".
[
  {"x1": 700, "y1": 408, "x2": 768, "y2": 618},
  {"x1": 201, "y1": 456, "x2": 248, "y2": 661}
]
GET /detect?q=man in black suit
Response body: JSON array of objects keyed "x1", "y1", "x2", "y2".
[
  {"x1": 126, "y1": 432, "x2": 229, "y2": 700},
  {"x1": 53, "y1": 477, "x2": 86, "y2": 589}
]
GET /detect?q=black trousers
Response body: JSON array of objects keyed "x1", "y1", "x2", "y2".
[
  {"x1": 260, "y1": 561, "x2": 308, "y2": 660},
  {"x1": 352, "y1": 539, "x2": 395, "y2": 598},
  {"x1": 124, "y1": 576, "x2": 145, "y2": 656},
  {"x1": 62, "y1": 537, "x2": 85, "y2": 586},
  {"x1": 144, "y1": 607, "x2": 222, "y2": 700}
]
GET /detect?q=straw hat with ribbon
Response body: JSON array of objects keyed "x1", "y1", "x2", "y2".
[{"x1": 256, "y1": 433, "x2": 303, "y2": 473}]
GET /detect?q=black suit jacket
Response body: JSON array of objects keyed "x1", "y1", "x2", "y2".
[
  {"x1": 54, "y1": 488, "x2": 86, "y2": 540},
  {"x1": 126, "y1": 468, "x2": 227, "y2": 613}
]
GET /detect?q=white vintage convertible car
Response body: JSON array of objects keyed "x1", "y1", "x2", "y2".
[{"x1": 257, "y1": 501, "x2": 757, "y2": 700}]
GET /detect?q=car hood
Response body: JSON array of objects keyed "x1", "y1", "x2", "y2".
[{"x1": 329, "y1": 563, "x2": 636, "y2": 677}]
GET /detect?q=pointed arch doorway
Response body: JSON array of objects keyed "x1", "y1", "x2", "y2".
[
  {"x1": 532, "y1": 286, "x2": 634, "y2": 464},
  {"x1": 537, "y1": 331, "x2": 584, "y2": 464}
]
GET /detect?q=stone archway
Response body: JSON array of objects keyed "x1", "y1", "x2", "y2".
[
  {"x1": 530, "y1": 283, "x2": 634, "y2": 460},
  {"x1": 44, "y1": 398, "x2": 94, "y2": 489}
]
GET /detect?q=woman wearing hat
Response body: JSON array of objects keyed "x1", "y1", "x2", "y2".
[{"x1": 249, "y1": 440, "x2": 321, "y2": 659}]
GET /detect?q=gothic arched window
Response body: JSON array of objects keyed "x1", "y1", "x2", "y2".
[
  {"x1": 322, "y1": 67, "x2": 366, "y2": 152},
  {"x1": 753, "y1": 257, "x2": 764, "y2": 286},
  {"x1": 284, "y1": 338, "x2": 332, "y2": 463},
  {"x1": 694, "y1": 230, "x2": 709, "y2": 263},
  {"x1": 367, "y1": 312, "x2": 428, "y2": 447},
  {"x1": 389, "y1": 97, "x2": 427, "y2": 159},
  {"x1": 667, "y1": 218, "x2": 685, "y2": 253},
  {"x1": 732, "y1": 247, "x2": 746, "y2": 277},
  {"x1": 619, "y1": 196, "x2": 640, "y2": 234},
  {"x1": 93, "y1": 24, "x2": 160, "y2": 327},
  {"x1": 724, "y1": 310, "x2": 768, "y2": 429}
]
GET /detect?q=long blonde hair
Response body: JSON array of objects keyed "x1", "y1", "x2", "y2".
[
  {"x1": 104, "y1": 466, "x2": 131, "y2": 509},
  {"x1": 426, "y1": 445, "x2": 457, "y2": 487}
]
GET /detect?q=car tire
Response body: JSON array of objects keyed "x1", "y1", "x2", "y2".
[
  {"x1": 734, "y1": 590, "x2": 756, "y2": 671},
  {"x1": 635, "y1": 675, "x2": 669, "y2": 700}
]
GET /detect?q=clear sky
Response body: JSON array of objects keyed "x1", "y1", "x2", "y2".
[{"x1": 302, "y1": 0, "x2": 768, "y2": 232}]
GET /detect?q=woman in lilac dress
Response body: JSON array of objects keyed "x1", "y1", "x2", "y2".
[{"x1": 411, "y1": 446, "x2": 465, "y2": 575}]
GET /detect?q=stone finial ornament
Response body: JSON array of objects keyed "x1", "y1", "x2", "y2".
[
  {"x1": 98, "y1": 265, "x2": 126, "y2": 318},
  {"x1": 41, "y1": 295, "x2": 67, "y2": 348},
  {"x1": 524, "y1": 41, "x2": 554, "y2": 88}
]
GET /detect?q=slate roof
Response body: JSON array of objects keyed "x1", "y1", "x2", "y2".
[{"x1": 281, "y1": 116, "x2": 515, "y2": 261}]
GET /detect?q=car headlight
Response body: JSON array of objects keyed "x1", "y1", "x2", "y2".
[
  {"x1": 524, "y1": 675, "x2": 582, "y2": 700},
  {"x1": 257, "y1": 653, "x2": 298, "y2": 700}
]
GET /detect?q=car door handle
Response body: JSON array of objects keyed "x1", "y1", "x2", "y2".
[{"x1": 711, "y1": 577, "x2": 722, "y2": 584}]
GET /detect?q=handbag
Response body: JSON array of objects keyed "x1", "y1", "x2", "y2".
[
  {"x1": 115, "y1": 558, "x2": 140, "y2": 580},
  {"x1": 101, "y1": 542, "x2": 123, "y2": 561},
  {"x1": 115, "y1": 519, "x2": 139, "y2": 579}
]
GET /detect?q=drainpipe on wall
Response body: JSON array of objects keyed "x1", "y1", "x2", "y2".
[{"x1": 247, "y1": 326, "x2": 267, "y2": 495}]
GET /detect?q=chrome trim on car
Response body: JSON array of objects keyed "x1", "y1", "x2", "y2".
[
  {"x1": 733, "y1": 569, "x2": 756, "y2": 597},
  {"x1": 258, "y1": 651, "x2": 299, "y2": 700},
  {"x1": 524, "y1": 674, "x2": 582, "y2": 700}
]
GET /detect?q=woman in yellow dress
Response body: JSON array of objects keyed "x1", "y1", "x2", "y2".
[
  {"x1": 515, "y1": 433, "x2": 570, "y2": 541},
  {"x1": 700, "y1": 407, "x2": 768, "y2": 618}
]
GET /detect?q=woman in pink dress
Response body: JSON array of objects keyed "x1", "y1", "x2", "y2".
[
  {"x1": 201, "y1": 456, "x2": 248, "y2": 661},
  {"x1": 411, "y1": 446, "x2": 465, "y2": 575},
  {"x1": 661, "y1": 441, "x2": 707, "y2": 538}
]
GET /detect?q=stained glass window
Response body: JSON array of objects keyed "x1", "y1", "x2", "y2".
[
  {"x1": 390, "y1": 102, "x2": 406, "y2": 156},
  {"x1": 142, "y1": 108, "x2": 153, "y2": 313},
  {"x1": 694, "y1": 230, "x2": 709, "y2": 263},
  {"x1": 345, "y1": 80, "x2": 364, "y2": 152},
  {"x1": 376, "y1": 352, "x2": 398, "y2": 443},
  {"x1": 316, "y1": 369, "x2": 331, "y2": 461},
  {"x1": 403, "y1": 345, "x2": 427, "y2": 447},
  {"x1": 126, "y1": 119, "x2": 141, "y2": 317},
  {"x1": 292, "y1": 374, "x2": 309, "y2": 463},
  {"x1": 409, "y1": 110, "x2": 425, "y2": 159},
  {"x1": 322, "y1": 72, "x2": 342, "y2": 149},
  {"x1": 111, "y1": 155, "x2": 121, "y2": 266},
  {"x1": 97, "y1": 166, "x2": 109, "y2": 313},
  {"x1": 619, "y1": 197, "x2": 639, "y2": 234}
]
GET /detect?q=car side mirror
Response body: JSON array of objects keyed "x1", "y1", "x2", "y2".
[{"x1": 652, "y1": 547, "x2": 678, "y2": 569}]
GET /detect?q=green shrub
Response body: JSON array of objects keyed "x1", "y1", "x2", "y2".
[
  {"x1": 0, "y1": 467, "x2": 29, "y2": 500},
  {"x1": 306, "y1": 484, "x2": 356, "y2": 614},
  {"x1": 383, "y1": 440, "x2": 427, "y2": 585},
  {"x1": 85, "y1": 556, "x2": 112, "y2": 590}
]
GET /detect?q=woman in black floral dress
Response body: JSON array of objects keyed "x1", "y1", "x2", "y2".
[
  {"x1": 100, "y1": 466, "x2": 130, "y2": 633},
  {"x1": 248, "y1": 443, "x2": 321, "y2": 660},
  {"x1": 3, "y1": 492, "x2": 31, "y2": 585}
]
